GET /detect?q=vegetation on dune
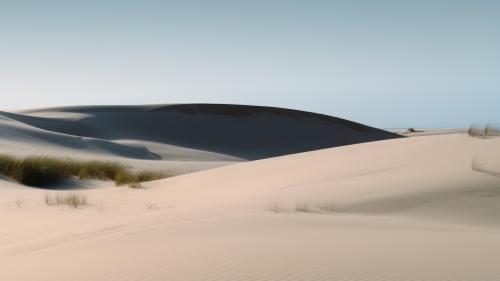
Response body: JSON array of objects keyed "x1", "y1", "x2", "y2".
[
  {"x1": 45, "y1": 193, "x2": 88, "y2": 208},
  {"x1": 468, "y1": 124, "x2": 500, "y2": 138},
  {"x1": 0, "y1": 154, "x2": 168, "y2": 188},
  {"x1": 268, "y1": 201, "x2": 337, "y2": 214}
]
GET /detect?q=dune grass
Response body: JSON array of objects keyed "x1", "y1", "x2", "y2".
[
  {"x1": 468, "y1": 124, "x2": 500, "y2": 138},
  {"x1": 268, "y1": 201, "x2": 337, "y2": 214},
  {"x1": 45, "y1": 193, "x2": 88, "y2": 208},
  {"x1": 0, "y1": 154, "x2": 168, "y2": 187}
]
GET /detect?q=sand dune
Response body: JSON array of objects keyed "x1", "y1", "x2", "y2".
[
  {"x1": 0, "y1": 104, "x2": 401, "y2": 175},
  {"x1": 17, "y1": 104, "x2": 401, "y2": 159},
  {"x1": 1, "y1": 133, "x2": 499, "y2": 280},
  {"x1": 0, "y1": 113, "x2": 159, "y2": 159}
]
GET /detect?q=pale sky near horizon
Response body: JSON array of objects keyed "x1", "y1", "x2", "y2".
[{"x1": 0, "y1": 0, "x2": 499, "y2": 128}]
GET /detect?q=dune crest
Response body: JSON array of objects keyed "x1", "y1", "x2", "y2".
[{"x1": 15, "y1": 104, "x2": 401, "y2": 159}]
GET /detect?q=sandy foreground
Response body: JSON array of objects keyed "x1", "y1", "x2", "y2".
[{"x1": 1, "y1": 133, "x2": 500, "y2": 281}]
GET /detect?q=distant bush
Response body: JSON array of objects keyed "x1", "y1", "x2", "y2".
[
  {"x1": 407, "y1": 128, "x2": 424, "y2": 133},
  {"x1": 468, "y1": 124, "x2": 500, "y2": 138},
  {"x1": 0, "y1": 155, "x2": 168, "y2": 188}
]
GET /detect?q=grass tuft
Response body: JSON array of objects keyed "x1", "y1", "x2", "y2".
[
  {"x1": 294, "y1": 201, "x2": 337, "y2": 213},
  {"x1": 268, "y1": 201, "x2": 337, "y2": 214},
  {"x1": 45, "y1": 193, "x2": 88, "y2": 208},
  {"x1": 0, "y1": 155, "x2": 170, "y2": 188}
]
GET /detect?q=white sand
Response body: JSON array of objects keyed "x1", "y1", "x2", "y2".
[{"x1": 1, "y1": 133, "x2": 499, "y2": 280}]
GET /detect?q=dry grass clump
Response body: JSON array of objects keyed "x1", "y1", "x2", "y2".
[
  {"x1": 45, "y1": 193, "x2": 88, "y2": 208},
  {"x1": 468, "y1": 124, "x2": 500, "y2": 138},
  {"x1": 295, "y1": 201, "x2": 315, "y2": 213},
  {"x1": 268, "y1": 202, "x2": 293, "y2": 214},
  {"x1": 14, "y1": 197, "x2": 25, "y2": 209},
  {"x1": 115, "y1": 170, "x2": 166, "y2": 188},
  {"x1": 406, "y1": 128, "x2": 423, "y2": 133},
  {"x1": 268, "y1": 201, "x2": 337, "y2": 214},
  {"x1": 295, "y1": 201, "x2": 337, "y2": 213},
  {"x1": 0, "y1": 154, "x2": 169, "y2": 188}
]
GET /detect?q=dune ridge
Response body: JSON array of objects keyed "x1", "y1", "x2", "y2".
[{"x1": 14, "y1": 104, "x2": 402, "y2": 159}]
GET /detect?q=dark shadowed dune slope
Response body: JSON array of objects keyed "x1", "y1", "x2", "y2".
[{"x1": 14, "y1": 104, "x2": 402, "y2": 160}]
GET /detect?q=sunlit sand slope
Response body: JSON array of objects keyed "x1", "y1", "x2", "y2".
[{"x1": 1, "y1": 134, "x2": 499, "y2": 281}]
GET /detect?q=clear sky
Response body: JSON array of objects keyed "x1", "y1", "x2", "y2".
[{"x1": 0, "y1": 0, "x2": 498, "y2": 128}]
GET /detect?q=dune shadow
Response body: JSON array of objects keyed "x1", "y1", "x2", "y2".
[{"x1": 30, "y1": 178, "x2": 107, "y2": 190}]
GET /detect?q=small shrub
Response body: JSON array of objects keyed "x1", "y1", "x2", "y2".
[
  {"x1": 296, "y1": 201, "x2": 337, "y2": 214},
  {"x1": 484, "y1": 124, "x2": 499, "y2": 136},
  {"x1": 407, "y1": 128, "x2": 423, "y2": 133},
  {"x1": 14, "y1": 197, "x2": 25, "y2": 209},
  {"x1": 269, "y1": 201, "x2": 337, "y2": 214},
  {"x1": 45, "y1": 193, "x2": 88, "y2": 208},
  {"x1": 268, "y1": 202, "x2": 290, "y2": 214},
  {"x1": 468, "y1": 124, "x2": 500, "y2": 138},
  {"x1": 295, "y1": 201, "x2": 314, "y2": 213}
]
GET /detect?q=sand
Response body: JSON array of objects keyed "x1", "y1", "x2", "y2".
[
  {"x1": 1, "y1": 131, "x2": 499, "y2": 281},
  {"x1": 12, "y1": 104, "x2": 401, "y2": 159},
  {"x1": 0, "y1": 104, "x2": 401, "y2": 175},
  {"x1": 0, "y1": 107, "x2": 242, "y2": 175}
]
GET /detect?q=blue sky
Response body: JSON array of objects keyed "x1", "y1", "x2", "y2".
[{"x1": 0, "y1": 0, "x2": 499, "y2": 128}]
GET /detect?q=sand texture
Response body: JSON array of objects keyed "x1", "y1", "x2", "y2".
[{"x1": 1, "y1": 129, "x2": 499, "y2": 280}]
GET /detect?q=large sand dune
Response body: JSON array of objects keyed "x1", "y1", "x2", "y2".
[
  {"x1": 1, "y1": 133, "x2": 499, "y2": 280},
  {"x1": 17, "y1": 104, "x2": 400, "y2": 158},
  {"x1": 0, "y1": 104, "x2": 401, "y2": 175}
]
